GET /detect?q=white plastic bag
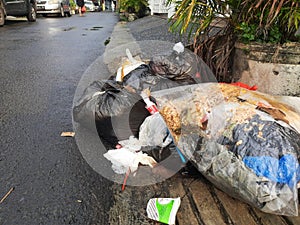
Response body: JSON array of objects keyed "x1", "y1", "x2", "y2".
[
  {"x1": 139, "y1": 113, "x2": 172, "y2": 147},
  {"x1": 104, "y1": 148, "x2": 157, "y2": 174}
]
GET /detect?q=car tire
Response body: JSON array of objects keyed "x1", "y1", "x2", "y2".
[
  {"x1": 67, "y1": 7, "x2": 71, "y2": 17},
  {"x1": 0, "y1": 6, "x2": 5, "y2": 26},
  {"x1": 27, "y1": 2, "x2": 37, "y2": 22},
  {"x1": 60, "y1": 6, "x2": 64, "y2": 17}
]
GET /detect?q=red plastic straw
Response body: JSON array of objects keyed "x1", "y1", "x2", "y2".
[{"x1": 122, "y1": 169, "x2": 130, "y2": 191}]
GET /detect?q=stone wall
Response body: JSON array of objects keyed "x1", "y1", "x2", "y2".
[{"x1": 232, "y1": 42, "x2": 300, "y2": 96}]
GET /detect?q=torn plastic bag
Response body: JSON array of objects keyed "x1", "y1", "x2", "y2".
[
  {"x1": 152, "y1": 83, "x2": 300, "y2": 216},
  {"x1": 73, "y1": 80, "x2": 150, "y2": 148}
]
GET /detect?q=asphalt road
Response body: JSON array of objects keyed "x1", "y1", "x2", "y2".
[{"x1": 0, "y1": 12, "x2": 118, "y2": 225}]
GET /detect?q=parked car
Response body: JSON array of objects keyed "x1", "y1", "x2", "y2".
[
  {"x1": 0, "y1": 0, "x2": 37, "y2": 26},
  {"x1": 36, "y1": 0, "x2": 71, "y2": 17},
  {"x1": 84, "y1": 0, "x2": 98, "y2": 12}
]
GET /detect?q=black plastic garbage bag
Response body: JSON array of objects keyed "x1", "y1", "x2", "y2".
[
  {"x1": 122, "y1": 64, "x2": 197, "y2": 94},
  {"x1": 122, "y1": 64, "x2": 159, "y2": 92},
  {"x1": 121, "y1": 43, "x2": 216, "y2": 94},
  {"x1": 149, "y1": 48, "x2": 215, "y2": 83},
  {"x1": 73, "y1": 80, "x2": 150, "y2": 148},
  {"x1": 73, "y1": 80, "x2": 112, "y2": 128}
]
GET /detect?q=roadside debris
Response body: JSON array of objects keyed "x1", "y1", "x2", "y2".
[
  {"x1": 60, "y1": 132, "x2": 75, "y2": 137},
  {"x1": 121, "y1": 169, "x2": 130, "y2": 191},
  {"x1": 0, "y1": 187, "x2": 14, "y2": 204},
  {"x1": 146, "y1": 197, "x2": 181, "y2": 225},
  {"x1": 103, "y1": 142, "x2": 157, "y2": 174},
  {"x1": 104, "y1": 37, "x2": 110, "y2": 46},
  {"x1": 73, "y1": 43, "x2": 300, "y2": 216}
]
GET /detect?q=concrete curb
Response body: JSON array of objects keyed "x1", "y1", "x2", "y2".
[{"x1": 104, "y1": 21, "x2": 142, "y2": 74}]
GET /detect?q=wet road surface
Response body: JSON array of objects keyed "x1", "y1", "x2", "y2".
[{"x1": 0, "y1": 12, "x2": 118, "y2": 225}]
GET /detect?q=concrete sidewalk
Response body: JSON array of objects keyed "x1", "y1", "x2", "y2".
[
  {"x1": 104, "y1": 15, "x2": 188, "y2": 75},
  {"x1": 104, "y1": 15, "x2": 300, "y2": 225}
]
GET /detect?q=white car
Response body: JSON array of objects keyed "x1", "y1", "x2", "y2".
[
  {"x1": 84, "y1": 0, "x2": 98, "y2": 12},
  {"x1": 36, "y1": 0, "x2": 71, "y2": 17}
]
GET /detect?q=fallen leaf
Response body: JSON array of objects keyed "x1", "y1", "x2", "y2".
[{"x1": 61, "y1": 132, "x2": 75, "y2": 137}]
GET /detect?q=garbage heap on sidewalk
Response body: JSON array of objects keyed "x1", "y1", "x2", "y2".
[{"x1": 73, "y1": 43, "x2": 300, "y2": 217}]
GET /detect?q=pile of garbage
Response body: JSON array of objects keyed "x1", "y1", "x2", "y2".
[{"x1": 73, "y1": 43, "x2": 300, "y2": 216}]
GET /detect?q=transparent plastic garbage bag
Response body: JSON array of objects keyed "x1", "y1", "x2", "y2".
[{"x1": 152, "y1": 83, "x2": 300, "y2": 216}]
